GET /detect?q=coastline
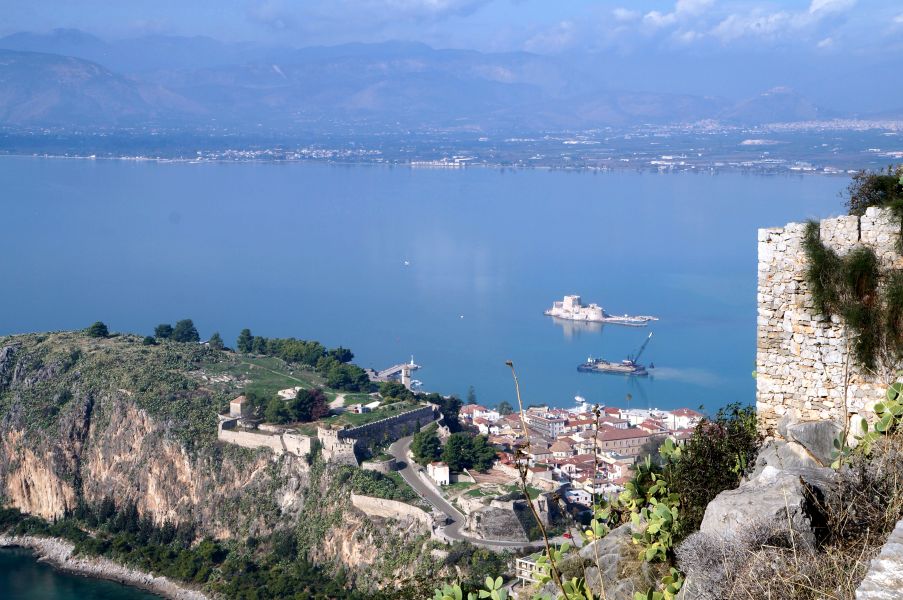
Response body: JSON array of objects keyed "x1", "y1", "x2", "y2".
[{"x1": 0, "y1": 534, "x2": 209, "y2": 600}]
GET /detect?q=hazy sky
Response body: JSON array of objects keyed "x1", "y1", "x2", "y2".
[{"x1": 5, "y1": 0, "x2": 903, "y2": 56}]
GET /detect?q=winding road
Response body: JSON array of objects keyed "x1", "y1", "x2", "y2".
[{"x1": 388, "y1": 436, "x2": 557, "y2": 550}]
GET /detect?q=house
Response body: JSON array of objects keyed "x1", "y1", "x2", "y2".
[
  {"x1": 229, "y1": 396, "x2": 251, "y2": 418},
  {"x1": 525, "y1": 444, "x2": 553, "y2": 465},
  {"x1": 349, "y1": 403, "x2": 371, "y2": 414},
  {"x1": 473, "y1": 417, "x2": 500, "y2": 435},
  {"x1": 460, "y1": 404, "x2": 500, "y2": 422},
  {"x1": 515, "y1": 553, "x2": 544, "y2": 587},
  {"x1": 669, "y1": 408, "x2": 704, "y2": 430},
  {"x1": 550, "y1": 440, "x2": 574, "y2": 459},
  {"x1": 525, "y1": 414, "x2": 567, "y2": 438},
  {"x1": 594, "y1": 426, "x2": 653, "y2": 457},
  {"x1": 600, "y1": 416, "x2": 629, "y2": 430},
  {"x1": 427, "y1": 462, "x2": 450, "y2": 486},
  {"x1": 564, "y1": 488, "x2": 592, "y2": 507},
  {"x1": 564, "y1": 417, "x2": 595, "y2": 433}
]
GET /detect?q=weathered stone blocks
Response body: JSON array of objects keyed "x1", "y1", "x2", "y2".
[{"x1": 757, "y1": 207, "x2": 900, "y2": 434}]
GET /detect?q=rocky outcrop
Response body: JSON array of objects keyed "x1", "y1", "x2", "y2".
[
  {"x1": 856, "y1": 519, "x2": 903, "y2": 600},
  {"x1": 467, "y1": 505, "x2": 528, "y2": 542}
]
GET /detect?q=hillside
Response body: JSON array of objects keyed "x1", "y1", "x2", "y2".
[
  {"x1": 0, "y1": 331, "x2": 444, "y2": 597},
  {"x1": 0, "y1": 32, "x2": 857, "y2": 132},
  {"x1": 0, "y1": 50, "x2": 198, "y2": 126}
]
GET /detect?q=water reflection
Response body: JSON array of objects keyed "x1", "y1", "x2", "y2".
[{"x1": 550, "y1": 316, "x2": 604, "y2": 339}]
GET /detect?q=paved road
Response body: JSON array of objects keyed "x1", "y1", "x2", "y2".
[{"x1": 388, "y1": 436, "x2": 555, "y2": 550}]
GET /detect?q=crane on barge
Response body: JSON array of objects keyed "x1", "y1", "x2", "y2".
[{"x1": 577, "y1": 332, "x2": 654, "y2": 376}]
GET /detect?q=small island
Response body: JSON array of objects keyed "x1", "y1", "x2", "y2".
[{"x1": 544, "y1": 294, "x2": 658, "y2": 326}]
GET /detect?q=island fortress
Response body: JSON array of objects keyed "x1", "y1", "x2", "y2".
[
  {"x1": 545, "y1": 294, "x2": 657, "y2": 326},
  {"x1": 756, "y1": 206, "x2": 903, "y2": 433}
]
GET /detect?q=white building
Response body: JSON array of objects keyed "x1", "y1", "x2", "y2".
[
  {"x1": 668, "y1": 408, "x2": 704, "y2": 430},
  {"x1": 229, "y1": 395, "x2": 251, "y2": 418},
  {"x1": 427, "y1": 461, "x2": 450, "y2": 486}
]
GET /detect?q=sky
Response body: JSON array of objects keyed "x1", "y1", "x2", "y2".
[{"x1": 4, "y1": 0, "x2": 903, "y2": 57}]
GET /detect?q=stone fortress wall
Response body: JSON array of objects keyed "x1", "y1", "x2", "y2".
[
  {"x1": 349, "y1": 493, "x2": 432, "y2": 530},
  {"x1": 337, "y1": 405, "x2": 437, "y2": 445},
  {"x1": 218, "y1": 404, "x2": 436, "y2": 463},
  {"x1": 756, "y1": 206, "x2": 903, "y2": 434}
]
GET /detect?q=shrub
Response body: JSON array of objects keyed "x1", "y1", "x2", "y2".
[
  {"x1": 86, "y1": 321, "x2": 109, "y2": 338},
  {"x1": 668, "y1": 403, "x2": 760, "y2": 539}
]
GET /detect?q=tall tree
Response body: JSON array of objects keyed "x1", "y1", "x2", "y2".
[
  {"x1": 251, "y1": 336, "x2": 268, "y2": 354},
  {"x1": 290, "y1": 388, "x2": 329, "y2": 423},
  {"x1": 497, "y1": 401, "x2": 514, "y2": 416},
  {"x1": 86, "y1": 321, "x2": 109, "y2": 338},
  {"x1": 327, "y1": 346, "x2": 354, "y2": 363},
  {"x1": 264, "y1": 398, "x2": 290, "y2": 424},
  {"x1": 441, "y1": 433, "x2": 473, "y2": 472},
  {"x1": 172, "y1": 319, "x2": 200, "y2": 343},
  {"x1": 411, "y1": 427, "x2": 442, "y2": 465},
  {"x1": 466, "y1": 385, "x2": 477, "y2": 404},
  {"x1": 236, "y1": 329, "x2": 253, "y2": 353},
  {"x1": 154, "y1": 323, "x2": 174, "y2": 339},
  {"x1": 208, "y1": 332, "x2": 224, "y2": 350}
]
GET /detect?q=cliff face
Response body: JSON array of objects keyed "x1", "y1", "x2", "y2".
[
  {"x1": 0, "y1": 332, "x2": 437, "y2": 591},
  {"x1": 0, "y1": 334, "x2": 306, "y2": 535}
]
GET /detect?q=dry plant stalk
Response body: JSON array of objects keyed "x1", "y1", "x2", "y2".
[{"x1": 506, "y1": 360, "x2": 571, "y2": 600}]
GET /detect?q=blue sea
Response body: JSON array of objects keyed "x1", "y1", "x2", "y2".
[
  {"x1": 0, "y1": 157, "x2": 844, "y2": 413},
  {"x1": 0, "y1": 546, "x2": 160, "y2": 599}
]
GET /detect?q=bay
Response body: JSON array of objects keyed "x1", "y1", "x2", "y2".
[
  {"x1": 0, "y1": 546, "x2": 160, "y2": 600},
  {"x1": 0, "y1": 157, "x2": 845, "y2": 412}
]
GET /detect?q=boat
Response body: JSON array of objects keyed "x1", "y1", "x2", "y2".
[
  {"x1": 578, "y1": 333, "x2": 654, "y2": 377},
  {"x1": 545, "y1": 295, "x2": 658, "y2": 326}
]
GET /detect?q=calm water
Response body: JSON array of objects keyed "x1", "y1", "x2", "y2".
[
  {"x1": 0, "y1": 157, "x2": 845, "y2": 412},
  {"x1": 0, "y1": 547, "x2": 160, "y2": 599}
]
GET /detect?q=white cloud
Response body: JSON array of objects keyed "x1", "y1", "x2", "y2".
[
  {"x1": 612, "y1": 8, "x2": 640, "y2": 22},
  {"x1": 710, "y1": 11, "x2": 793, "y2": 41},
  {"x1": 894, "y1": 12, "x2": 903, "y2": 24},
  {"x1": 809, "y1": 0, "x2": 856, "y2": 15},
  {"x1": 816, "y1": 36, "x2": 834, "y2": 47},
  {"x1": 642, "y1": 0, "x2": 715, "y2": 30}
]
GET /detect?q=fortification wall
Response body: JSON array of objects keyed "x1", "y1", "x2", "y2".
[
  {"x1": 217, "y1": 420, "x2": 286, "y2": 455},
  {"x1": 218, "y1": 419, "x2": 312, "y2": 457},
  {"x1": 349, "y1": 493, "x2": 431, "y2": 530},
  {"x1": 340, "y1": 405, "x2": 436, "y2": 445},
  {"x1": 756, "y1": 206, "x2": 903, "y2": 433}
]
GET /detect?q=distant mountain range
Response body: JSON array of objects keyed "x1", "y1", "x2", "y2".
[{"x1": 0, "y1": 28, "x2": 892, "y2": 133}]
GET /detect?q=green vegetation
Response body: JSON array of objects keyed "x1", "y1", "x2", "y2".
[
  {"x1": 411, "y1": 425, "x2": 442, "y2": 465},
  {"x1": 804, "y1": 221, "x2": 903, "y2": 370},
  {"x1": 845, "y1": 165, "x2": 903, "y2": 217},
  {"x1": 264, "y1": 388, "x2": 329, "y2": 425},
  {"x1": 235, "y1": 328, "x2": 370, "y2": 393},
  {"x1": 86, "y1": 321, "x2": 109, "y2": 338},
  {"x1": 155, "y1": 323, "x2": 174, "y2": 339},
  {"x1": 208, "y1": 332, "x2": 224, "y2": 350},
  {"x1": 0, "y1": 504, "x2": 371, "y2": 600},
  {"x1": 496, "y1": 401, "x2": 513, "y2": 416},
  {"x1": 379, "y1": 381, "x2": 416, "y2": 403},
  {"x1": 668, "y1": 403, "x2": 760, "y2": 537},
  {"x1": 441, "y1": 432, "x2": 497, "y2": 473},
  {"x1": 172, "y1": 319, "x2": 201, "y2": 343},
  {"x1": 804, "y1": 165, "x2": 903, "y2": 370},
  {"x1": 0, "y1": 332, "x2": 225, "y2": 449},
  {"x1": 335, "y1": 466, "x2": 420, "y2": 504}
]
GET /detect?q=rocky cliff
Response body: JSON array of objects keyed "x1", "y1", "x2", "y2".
[{"x1": 0, "y1": 331, "x2": 438, "y2": 592}]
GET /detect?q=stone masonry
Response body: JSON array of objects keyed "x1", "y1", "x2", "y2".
[{"x1": 757, "y1": 206, "x2": 903, "y2": 434}]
